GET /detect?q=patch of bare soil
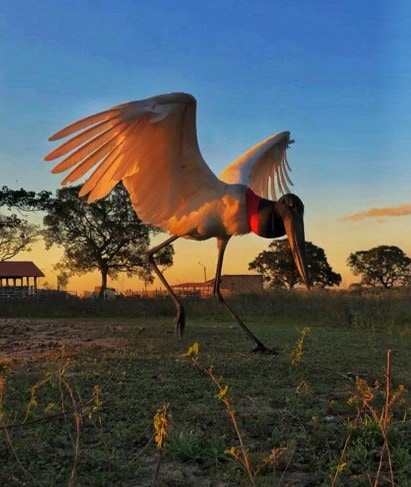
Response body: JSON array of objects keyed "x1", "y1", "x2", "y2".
[{"x1": 0, "y1": 318, "x2": 128, "y2": 360}]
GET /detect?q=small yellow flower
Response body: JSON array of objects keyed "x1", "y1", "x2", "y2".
[
  {"x1": 216, "y1": 385, "x2": 230, "y2": 400},
  {"x1": 182, "y1": 342, "x2": 200, "y2": 358},
  {"x1": 225, "y1": 446, "x2": 240, "y2": 459}
]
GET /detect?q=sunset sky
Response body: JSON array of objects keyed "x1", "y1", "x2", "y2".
[{"x1": 1, "y1": 0, "x2": 410, "y2": 294}]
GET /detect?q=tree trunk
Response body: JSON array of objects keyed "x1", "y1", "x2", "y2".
[{"x1": 99, "y1": 269, "x2": 108, "y2": 299}]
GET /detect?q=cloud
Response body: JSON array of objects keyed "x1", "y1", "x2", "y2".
[{"x1": 341, "y1": 203, "x2": 411, "y2": 222}]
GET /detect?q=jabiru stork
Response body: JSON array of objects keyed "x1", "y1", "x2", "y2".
[{"x1": 45, "y1": 92, "x2": 310, "y2": 353}]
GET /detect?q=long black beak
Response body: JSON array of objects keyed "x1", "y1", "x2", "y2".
[{"x1": 283, "y1": 212, "x2": 310, "y2": 289}]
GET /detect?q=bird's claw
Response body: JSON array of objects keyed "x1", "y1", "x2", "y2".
[{"x1": 251, "y1": 344, "x2": 279, "y2": 355}]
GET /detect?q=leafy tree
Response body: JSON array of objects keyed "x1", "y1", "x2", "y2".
[
  {"x1": 347, "y1": 245, "x2": 411, "y2": 288},
  {"x1": 249, "y1": 240, "x2": 300, "y2": 289},
  {"x1": 0, "y1": 186, "x2": 49, "y2": 260},
  {"x1": 0, "y1": 216, "x2": 39, "y2": 261},
  {"x1": 305, "y1": 242, "x2": 342, "y2": 288},
  {"x1": 43, "y1": 184, "x2": 174, "y2": 297},
  {"x1": 0, "y1": 186, "x2": 52, "y2": 219},
  {"x1": 249, "y1": 240, "x2": 341, "y2": 289},
  {"x1": 56, "y1": 269, "x2": 70, "y2": 290}
]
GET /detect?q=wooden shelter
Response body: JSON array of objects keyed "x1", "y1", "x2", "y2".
[{"x1": 0, "y1": 261, "x2": 45, "y2": 298}]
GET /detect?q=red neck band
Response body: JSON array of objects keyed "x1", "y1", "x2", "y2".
[{"x1": 246, "y1": 188, "x2": 261, "y2": 234}]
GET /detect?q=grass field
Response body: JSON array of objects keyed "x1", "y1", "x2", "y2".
[{"x1": 0, "y1": 289, "x2": 410, "y2": 486}]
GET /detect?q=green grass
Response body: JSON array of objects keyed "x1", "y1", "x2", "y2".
[{"x1": 0, "y1": 289, "x2": 410, "y2": 486}]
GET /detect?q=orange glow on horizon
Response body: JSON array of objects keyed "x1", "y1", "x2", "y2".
[{"x1": 16, "y1": 232, "x2": 371, "y2": 296}]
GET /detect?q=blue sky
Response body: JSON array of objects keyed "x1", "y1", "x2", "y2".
[{"x1": 1, "y1": 0, "x2": 410, "y2": 291}]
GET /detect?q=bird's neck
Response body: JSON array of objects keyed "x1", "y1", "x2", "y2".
[{"x1": 245, "y1": 188, "x2": 285, "y2": 238}]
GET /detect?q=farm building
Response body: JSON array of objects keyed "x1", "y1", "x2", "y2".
[
  {"x1": 0, "y1": 261, "x2": 45, "y2": 299},
  {"x1": 220, "y1": 274, "x2": 263, "y2": 294},
  {"x1": 171, "y1": 274, "x2": 263, "y2": 297}
]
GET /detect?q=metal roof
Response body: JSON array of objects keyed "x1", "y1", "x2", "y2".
[{"x1": 0, "y1": 261, "x2": 45, "y2": 278}]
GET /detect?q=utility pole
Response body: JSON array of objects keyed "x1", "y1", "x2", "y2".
[{"x1": 198, "y1": 262, "x2": 207, "y2": 282}]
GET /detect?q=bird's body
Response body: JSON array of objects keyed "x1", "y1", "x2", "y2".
[
  {"x1": 130, "y1": 180, "x2": 250, "y2": 241},
  {"x1": 46, "y1": 92, "x2": 309, "y2": 352}
]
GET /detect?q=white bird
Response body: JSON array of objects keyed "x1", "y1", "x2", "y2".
[{"x1": 45, "y1": 92, "x2": 309, "y2": 353}]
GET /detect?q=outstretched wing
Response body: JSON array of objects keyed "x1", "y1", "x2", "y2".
[
  {"x1": 219, "y1": 131, "x2": 293, "y2": 200},
  {"x1": 45, "y1": 92, "x2": 222, "y2": 229}
]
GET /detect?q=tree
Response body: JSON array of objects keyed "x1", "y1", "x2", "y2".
[
  {"x1": 0, "y1": 186, "x2": 49, "y2": 260},
  {"x1": 0, "y1": 216, "x2": 39, "y2": 261},
  {"x1": 347, "y1": 245, "x2": 411, "y2": 288},
  {"x1": 249, "y1": 240, "x2": 341, "y2": 289},
  {"x1": 55, "y1": 268, "x2": 70, "y2": 290},
  {"x1": 42, "y1": 184, "x2": 174, "y2": 296},
  {"x1": 0, "y1": 186, "x2": 52, "y2": 218}
]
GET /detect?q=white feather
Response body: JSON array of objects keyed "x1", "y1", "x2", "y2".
[
  {"x1": 219, "y1": 131, "x2": 293, "y2": 200},
  {"x1": 45, "y1": 92, "x2": 294, "y2": 239}
]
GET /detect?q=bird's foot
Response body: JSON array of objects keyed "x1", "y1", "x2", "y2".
[
  {"x1": 250, "y1": 344, "x2": 279, "y2": 355},
  {"x1": 173, "y1": 308, "x2": 186, "y2": 339}
]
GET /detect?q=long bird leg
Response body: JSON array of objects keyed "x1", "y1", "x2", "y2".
[
  {"x1": 146, "y1": 235, "x2": 185, "y2": 337},
  {"x1": 213, "y1": 238, "x2": 275, "y2": 354}
]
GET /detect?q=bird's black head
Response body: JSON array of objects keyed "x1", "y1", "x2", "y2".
[
  {"x1": 274, "y1": 193, "x2": 305, "y2": 226},
  {"x1": 246, "y1": 189, "x2": 310, "y2": 289},
  {"x1": 274, "y1": 194, "x2": 310, "y2": 289},
  {"x1": 248, "y1": 192, "x2": 304, "y2": 237},
  {"x1": 246, "y1": 188, "x2": 310, "y2": 288}
]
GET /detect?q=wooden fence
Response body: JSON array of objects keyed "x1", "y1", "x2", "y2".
[{"x1": 0, "y1": 287, "x2": 77, "y2": 300}]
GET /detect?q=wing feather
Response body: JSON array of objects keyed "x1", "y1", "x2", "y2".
[
  {"x1": 48, "y1": 109, "x2": 121, "y2": 141},
  {"x1": 50, "y1": 123, "x2": 130, "y2": 173},
  {"x1": 78, "y1": 144, "x2": 124, "y2": 198},
  {"x1": 45, "y1": 93, "x2": 223, "y2": 232},
  {"x1": 46, "y1": 119, "x2": 121, "y2": 160},
  {"x1": 60, "y1": 138, "x2": 120, "y2": 185},
  {"x1": 219, "y1": 131, "x2": 293, "y2": 200}
]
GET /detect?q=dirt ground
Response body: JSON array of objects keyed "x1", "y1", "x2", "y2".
[{"x1": 0, "y1": 318, "x2": 128, "y2": 361}]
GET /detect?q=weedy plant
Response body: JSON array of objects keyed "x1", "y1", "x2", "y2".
[
  {"x1": 180, "y1": 342, "x2": 280, "y2": 486},
  {"x1": 166, "y1": 428, "x2": 228, "y2": 467},
  {"x1": 0, "y1": 348, "x2": 104, "y2": 487},
  {"x1": 151, "y1": 402, "x2": 170, "y2": 486},
  {"x1": 290, "y1": 326, "x2": 311, "y2": 366},
  {"x1": 330, "y1": 349, "x2": 407, "y2": 487}
]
